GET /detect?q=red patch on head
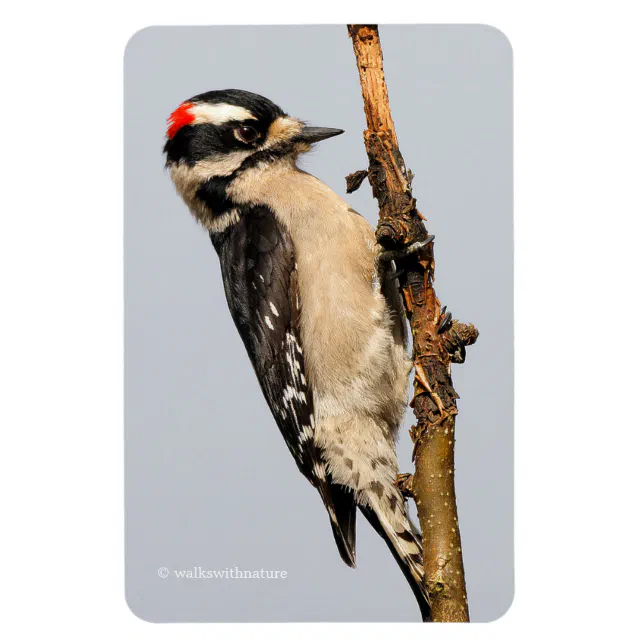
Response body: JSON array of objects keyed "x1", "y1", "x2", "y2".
[{"x1": 166, "y1": 102, "x2": 195, "y2": 139}]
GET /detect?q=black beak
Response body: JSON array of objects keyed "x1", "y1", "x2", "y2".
[{"x1": 296, "y1": 126, "x2": 344, "y2": 143}]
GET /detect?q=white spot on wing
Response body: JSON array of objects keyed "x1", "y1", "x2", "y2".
[
  {"x1": 314, "y1": 461, "x2": 326, "y2": 480},
  {"x1": 264, "y1": 316, "x2": 274, "y2": 330}
]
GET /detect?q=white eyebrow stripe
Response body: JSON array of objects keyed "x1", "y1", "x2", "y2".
[{"x1": 190, "y1": 103, "x2": 256, "y2": 126}]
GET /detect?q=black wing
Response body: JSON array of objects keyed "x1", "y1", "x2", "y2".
[{"x1": 210, "y1": 204, "x2": 356, "y2": 566}]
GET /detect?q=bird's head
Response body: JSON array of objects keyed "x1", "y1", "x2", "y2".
[{"x1": 164, "y1": 89, "x2": 343, "y2": 176}]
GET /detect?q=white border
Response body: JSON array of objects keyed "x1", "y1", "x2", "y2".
[{"x1": 2, "y1": 2, "x2": 643, "y2": 642}]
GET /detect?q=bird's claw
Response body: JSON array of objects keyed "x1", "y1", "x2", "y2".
[
  {"x1": 396, "y1": 473, "x2": 414, "y2": 498},
  {"x1": 377, "y1": 235, "x2": 435, "y2": 265},
  {"x1": 437, "y1": 307, "x2": 453, "y2": 334}
]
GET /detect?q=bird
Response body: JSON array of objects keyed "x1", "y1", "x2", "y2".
[{"x1": 164, "y1": 89, "x2": 431, "y2": 619}]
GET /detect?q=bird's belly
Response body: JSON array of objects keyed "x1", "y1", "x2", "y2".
[{"x1": 297, "y1": 256, "x2": 408, "y2": 423}]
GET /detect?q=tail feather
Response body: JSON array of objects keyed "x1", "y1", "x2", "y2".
[
  {"x1": 318, "y1": 482, "x2": 357, "y2": 568},
  {"x1": 360, "y1": 500, "x2": 431, "y2": 621},
  {"x1": 328, "y1": 484, "x2": 357, "y2": 567}
]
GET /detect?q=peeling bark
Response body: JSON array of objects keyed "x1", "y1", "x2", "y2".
[{"x1": 347, "y1": 24, "x2": 478, "y2": 622}]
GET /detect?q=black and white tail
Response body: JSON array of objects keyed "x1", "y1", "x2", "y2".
[{"x1": 360, "y1": 492, "x2": 431, "y2": 621}]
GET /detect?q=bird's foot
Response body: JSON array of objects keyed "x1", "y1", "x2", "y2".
[
  {"x1": 377, "y1": 235, "x2": 434, "y2": 265},
  {"x1": 437, "y1": 305, "x2": 453, "y2": 334},
  {"x1": 396, "y1": 473, "x2": 414, "y2": 499}
]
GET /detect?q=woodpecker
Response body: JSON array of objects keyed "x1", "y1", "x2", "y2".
[{"x1": 164, "y1": 89, "x2": 430, "y2": 619}]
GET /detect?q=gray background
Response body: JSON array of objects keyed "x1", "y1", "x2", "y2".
[{"x1": 125, "y1": 25, "x2": 513, "y2": 622}]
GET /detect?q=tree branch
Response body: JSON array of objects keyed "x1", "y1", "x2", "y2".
[{"x1": 347, "y1": 24, "x2": 477, "y2": 622}]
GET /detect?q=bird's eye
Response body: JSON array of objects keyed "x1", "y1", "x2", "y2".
[{"x1": 236, "y1": 125, "x2": 259, "y2": 143}]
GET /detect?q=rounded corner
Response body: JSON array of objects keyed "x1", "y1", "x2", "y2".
[
  {"x1": 485, "y1": 585, "x2": 516, "y2": 623},
  {"x1": 123, "y1": 25, "x2": 158, "y2": 63},
  {"x1": 474, "y1": 23, "x2": 514, "y2": 57},
  {"x1": 124, "y1": 588, "x2": 161, "y2": 624}
]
